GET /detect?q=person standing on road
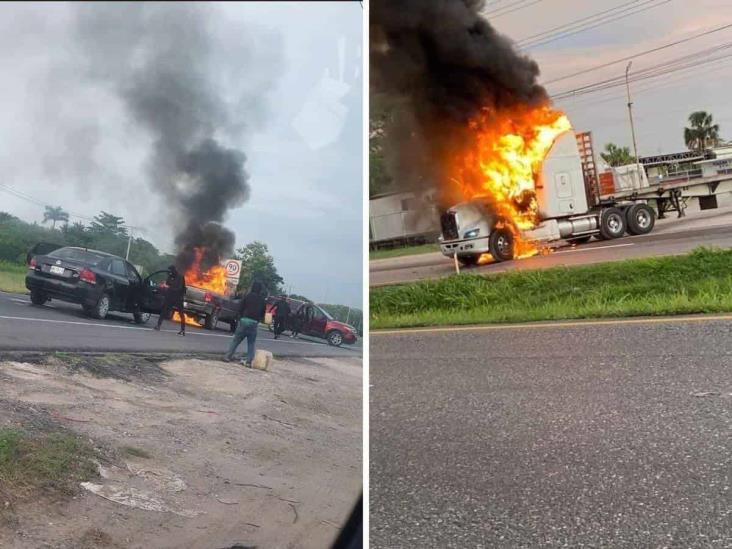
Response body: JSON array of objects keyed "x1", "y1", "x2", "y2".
[
  {"x1": 272, "y1": 297, "x2": 291, "y2": 340},
  {"x1": 224, "y1": 281, "x2": 266, "y2": 367},
  {"x1": 154, "y1": 265, "x2": 186, "y2": 336}
]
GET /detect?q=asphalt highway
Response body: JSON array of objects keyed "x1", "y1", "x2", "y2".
[
  {"x1": 371, "y1": 219, "x2": 732, "y2": 286},
  {"x1": 0, "y1": 291, "x2": 361, "y2": 357},
  {"x1": 370, "y1": 317, "x2": 732, "y2": 548}
]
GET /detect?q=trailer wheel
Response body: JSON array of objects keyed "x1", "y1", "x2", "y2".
[
  {"x1": 489, "y1": 228, "x2": 514, "y2": 262},
  {"x1": 458, "y1": 254, "x2": 480, "y2": 267},
  {"x1": 626, "y1": 203, "x2": 655, "y2": 235},
  {"x1": 599, "y1": 208, "x2": 626, "y2": 239}
]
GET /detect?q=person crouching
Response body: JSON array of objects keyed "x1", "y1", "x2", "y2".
[{"x1": 224, "y1": 281, "x2": 266, "y2": 367}]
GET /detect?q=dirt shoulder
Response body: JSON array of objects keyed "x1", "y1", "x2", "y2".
[{"x1": 0, "y1": 352, "x2": 362, "y2": 549}]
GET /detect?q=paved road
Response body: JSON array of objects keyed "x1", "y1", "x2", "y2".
[
  {"x1": 371, "y1": 218, "x2": 732, "y2": 286},
  {"x1": 370, "y1": 317, "x2": 732, "y2": 548},
  {"x1": 0, "y1": 291, "x2": 361, "y2": 357}
]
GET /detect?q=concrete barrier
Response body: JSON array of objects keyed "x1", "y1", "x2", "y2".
[{"x1": 252, "y1": 350, "x2": 273, "y2": 371}]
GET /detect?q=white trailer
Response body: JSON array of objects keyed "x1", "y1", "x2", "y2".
[{"x1": 439, "y1": 130, "x2": 656, "y2": 265}]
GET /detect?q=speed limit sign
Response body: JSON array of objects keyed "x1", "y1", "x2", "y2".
[{"x1": 224, "y1": 259, "x2": 241, "y2": 278}]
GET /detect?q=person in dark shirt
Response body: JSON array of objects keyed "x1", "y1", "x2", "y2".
[
  {"x1": 154, "y1": 265, "x2": 186, "y2": 335},
  {"x1": 224, "y1": 281, "x2": 266, "y2": 367},
  {"x1": 272, "y1": 297, "x2": 291, "y2": 340}
]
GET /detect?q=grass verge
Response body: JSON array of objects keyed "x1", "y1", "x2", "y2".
[
  {"x1": 0, "y1": 428, "x2": 98, "y2": 498},
  {"x1": 370, "y1": 243, "x2": 439, "y2": 261},
  {"x1": 371, "y1": 247, "x2": 732, "y2": 329},
  {"x1": 0, "y1": 260, "x2": 26, "y2": 294}
]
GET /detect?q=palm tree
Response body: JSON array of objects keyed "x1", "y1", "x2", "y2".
[
  {"x1": 42, "y1": 206, "x2": 69, "y2": 230},
  {"x1": 684, "y1": 111, "x2": 721, "y2": 153},
  {"x1": 600, "y1": 143, "x2": 634, "y2": 167}
]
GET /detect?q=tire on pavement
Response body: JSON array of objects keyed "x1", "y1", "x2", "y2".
[
  {"x1": 30, "y1": 291, "x2": 48, "y2": 306},
  {"x1": 92, "y1": 293, "x2": 111, "y2": 320},
  {"x1": 327, "y1": 330, "x2": 344, "y2": 347},
  {"x1": 133, "y1": 310, "x2": 150, "y2": 324},
  {"x1": 204, "y1": 311, "x2": 218, "y2": 330},
  {"x1": 625, "y1": 203, "x2": 656, "y2": 235},
  {"x1": 489, "y1": 228, "x2": 515, "y2": 262},
  {"x1": 599, "y1": 207, "x2": 626, "y2": 239}
]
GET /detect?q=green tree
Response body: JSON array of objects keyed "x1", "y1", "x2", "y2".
[
  {"x1": 600, "y1": 143, "x2": 634, "y2": 167},
  {"x1": 234, "y1": 241, "x2": 284, "y2": 295},
  {"x1": 42, "y1": 206, "x2": 69, "y2": 230},
  {"x1": 684, "y1": 111, "x2": 721, "y2": 153},
  {"x1": 319, "y1": 303, "x2": 363, "y2": 335},
  {"x1": 90, "y1": 211, "x2": 128, "y2": 237}
]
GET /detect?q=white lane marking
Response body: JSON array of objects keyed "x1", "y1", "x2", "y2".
[
  {"x1": 373, "y1": 314, "x2": 732, "y2": 336},
  {"x1": 0, "y1": 315, "x2": 325, "y2": 346},
  {"x1": 555, "y1": 243, "x2": 634, "y2": 255}
]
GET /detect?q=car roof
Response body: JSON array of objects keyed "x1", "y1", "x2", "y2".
[{"x1": 58, "y1": 246, "x2": 118, "y2": 259}]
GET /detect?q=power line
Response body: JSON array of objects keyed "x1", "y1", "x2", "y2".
[
  {"x1": 543, "y1": 22, "x2": 732, "y2": 85},
  {"x1": 521, "y1": 0, "x2": 672, "y2": 50},
  {"x1": 0, "y1": 182, "x2": 144, "y2": 232},
  {"x1": 516, "y1": 0, "x2": 644, "y2": 45},
  {"x1": 550, "y1": 41, "x2": 732, "y2": 101},
  {"x1": 483, "y1": 0, "x2": 545, "y2": 18}
]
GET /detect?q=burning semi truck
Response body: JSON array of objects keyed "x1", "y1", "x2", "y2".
[{"x1": 438, "y1": 112, "x2": 656, "y2": 266}]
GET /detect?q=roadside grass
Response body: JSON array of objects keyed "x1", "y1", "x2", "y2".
[
  {"x1": 0, "y1": 260, "x2": 26, "y2": 294},
  {"x1": 0, "y1": 428, "x2": 98, "y2": 498},
  {"x1": 370, "y1": 243, "x2": 439, "y2": 261},
  {"x1": 370, "y1": 247, "x2": 732, "y2": 329}
]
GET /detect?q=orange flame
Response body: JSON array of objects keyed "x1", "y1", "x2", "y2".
[
  {"x1": 451, "y1": 105, "x2": 572, "y2": 257},
  {"x1": 172, "y1": 311, "x2": 203, "y2": 327},
  {"x1": 182, "y1": 248, "x2": 228, "y2": 295}
]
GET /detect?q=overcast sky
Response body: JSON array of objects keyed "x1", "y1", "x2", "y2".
[
  {"x1": 0, "y1": 1, "x2": 363, "y2": 308},
  {"x1": 489, "y1": 0, "x2": 732, "y2": 156}
]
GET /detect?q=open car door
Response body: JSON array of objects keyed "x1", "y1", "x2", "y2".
[{"x1": 140, "y1": 270, "x2": 169, "y2": 314}]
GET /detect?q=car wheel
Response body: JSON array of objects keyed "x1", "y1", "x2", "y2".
[
  {"x1": 625, "y1": 203, "x2": 656, "y2": 235},
  {"x1": 327, "y1": 330, "x2": 344, "y2": 347},
  {"x1": 204, "y1": 312, "x2": 218, "y2": 330},
  {"x1": 458, "y1": 254, "x2": 480, "y2": 267},
  {"x1": 30, "y1": 290, "x2": 48, "y2": 306},
  {"x1": 489, "y1": 228, "x2": 514, "y2": 262},
  {"x1": 92, "y1": 294, "x2": 111, "y2": 320},
  {"x1": 134, "y1": 311, "x2": 151, "y2": 324}
]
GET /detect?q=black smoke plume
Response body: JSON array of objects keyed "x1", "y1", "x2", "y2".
[
  {"x1": 74, "y1": 3, "x2": 250, "y2": 271},
  {"x1": 371, "y1": 0, "x2": 548, "y2": 206}
]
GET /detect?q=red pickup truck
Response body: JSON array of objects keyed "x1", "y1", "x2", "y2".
[{"x1": 266, "y1": 296, "x2": 357, "y2": 347}]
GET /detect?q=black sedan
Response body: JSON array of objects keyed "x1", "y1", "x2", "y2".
[{"x1": 25, "y1": 246, "x2": 161, "y2": 323}]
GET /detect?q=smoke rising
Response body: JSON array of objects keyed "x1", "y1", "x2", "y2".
[
  {"x1": 371, "y1": 0, "x2": 548, "y2": 206},
  {"x1": 74, "y1": 3, "x2": 252, "y2": 271}
]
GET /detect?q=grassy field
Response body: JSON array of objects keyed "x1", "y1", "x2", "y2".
[
  {"x1": 0, "y1": 260, "x2": 26, "y2": 294},
  {"x1": 371, "y1": 247, "x2": 732, "y2": 329},
  {"x1": 0, "y1": 428, "x2": 98, "y2": 498},
  {"x1": 370, "y1": 243, "x2": 439, "y2": 261}
]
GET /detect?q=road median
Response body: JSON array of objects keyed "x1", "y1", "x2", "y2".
[{"x1": 371, "y1": 246, "x2": 732, "y2": 329}]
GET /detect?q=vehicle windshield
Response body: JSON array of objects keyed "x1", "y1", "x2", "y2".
[
  {"x1": 318, "y1": 306, "x2": 334, "y2": 320},
  {"x1": 47, "y1": 247, "x2": 107, "y2": 266}
]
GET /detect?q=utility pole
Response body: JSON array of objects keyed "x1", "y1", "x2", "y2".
[
  {"x1": 125, "y1": 231, "x2": 132, "y2": 261},
  {"x1": 625, "y1": 61, "x2": 643, "y2": 186}
]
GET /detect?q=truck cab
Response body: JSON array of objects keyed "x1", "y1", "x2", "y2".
[{"x1": 439, "y1": 130, "x2": 656, "y2": 265}]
